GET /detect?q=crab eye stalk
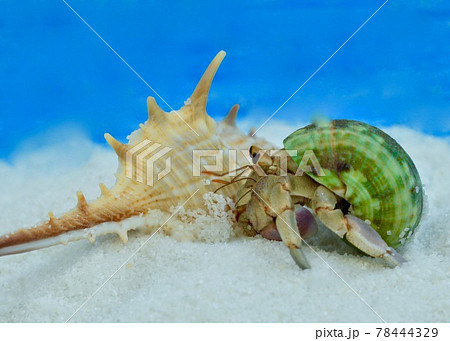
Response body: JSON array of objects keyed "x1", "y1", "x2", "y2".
[{"x1": 249, "y1": 146, "x2": 260, "y2": 163}]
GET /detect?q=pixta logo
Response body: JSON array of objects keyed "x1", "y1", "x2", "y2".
[
  {"x1": 125, "y1": 140, "x2": 172, "y2": 186},
  {"x1": 192, "y1": 149, "x2": 325, "y2": 177},
  {"x1": 125, "y1": 142, "x2": 325, "y2": 188}
]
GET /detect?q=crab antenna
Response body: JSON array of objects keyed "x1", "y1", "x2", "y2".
[
  {"x1": 213, "y1": 177, "x2": 256, "y2": 194},
  {"x1": 235, "y1": 188, "x2": 253, "y2": 207}
]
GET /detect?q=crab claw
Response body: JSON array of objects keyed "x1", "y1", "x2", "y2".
[
  {"x1": 345, "y1": 215, "x2": 406, "y2": 268},
  {"x1": 260, "y1": 222, "x2": 282, "y2": 241},
  {"x1": 295, "y1": 206, "x2": 318, "y2": 239},
  {"x1": 260, "y1": 206, "x2": 318, "y2": 241}
]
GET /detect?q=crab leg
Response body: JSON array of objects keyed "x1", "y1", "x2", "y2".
[
  {"x1": 277, "y1": 205, "x2": 311, "y2": 269},
  {"x1": 247, "y1": 175, "x2": 310, "y2": 269},
  {"x1": 311, "y1": 185, "x2": 406, "y2": 268}
]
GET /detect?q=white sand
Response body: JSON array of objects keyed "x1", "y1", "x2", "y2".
[{"x1": 0, "y1": 123, "x2": 449, "y2": 322}]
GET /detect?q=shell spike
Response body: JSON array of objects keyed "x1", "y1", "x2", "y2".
[
  {"x1": 99, "y1": 183, "x2": 110, "y2": 196},
  {"x1": 147, "y1": 96, "x2": 167, "y2": 122},
  {"x1": 104, "y1": 133, "x2": 127, "y2": 158},
  {"x1": 222, "y1": 104, "x2": 239, "y2": 127},
  {"x1": 76, "y1": 191, "x2": 88, "y2": 214},
  {"x1": 190, "y1": 51, "x2": 226, "y2": 114},
  {"x1": 48, "y1": 212, "x2": 57, "y2": 226}
]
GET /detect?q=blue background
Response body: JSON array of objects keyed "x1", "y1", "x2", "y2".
[{"x1": 0, "y1": 0, "x2": 448, "y2": 158}]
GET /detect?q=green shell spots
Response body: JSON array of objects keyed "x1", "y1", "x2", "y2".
[{"x1": 283, "y1": 120, "x2": 423, "y2": 248}]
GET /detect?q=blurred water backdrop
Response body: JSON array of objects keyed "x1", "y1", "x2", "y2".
[{"x1": 0, "y1": 0, "x2": 448, "y2": 158}]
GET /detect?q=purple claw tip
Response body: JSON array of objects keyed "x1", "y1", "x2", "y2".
[{"x1": 295, "y1": 206, "x2": 318, "y2": 239}]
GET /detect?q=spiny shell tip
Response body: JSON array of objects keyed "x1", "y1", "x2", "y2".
[
  {"x1": 190, "y1": 51, "x2": 226, "y2": 112},
  {"x1": 146, "y1": 96, "x2": 166, "y2": 121},
  {"x1": 104, "y1": 133, "x2": 127, "y2": 157},
  {"x1": 76, "y1": 191, "x2": 88, "y2": 214},
  {"x1": 99, "y1": 183, "x2": 110, "y2": 196},
  {"x1": 223, "y1": 104, "x2": 239, "y2": 127}
]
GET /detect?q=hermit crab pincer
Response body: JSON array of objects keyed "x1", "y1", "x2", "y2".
[{"x1": 217, "y1": 119, "x2": 423, "y2": 269}]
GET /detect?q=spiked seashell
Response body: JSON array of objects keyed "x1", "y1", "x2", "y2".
[
  {"x1": 0, "y1": 51, "x2": 274, "y2": 256},
  {"x1": 283, "y1": 119, "x2": 423, "y2": 248}
]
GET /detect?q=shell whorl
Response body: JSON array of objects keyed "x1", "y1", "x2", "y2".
[
  {"x1": 283, "y1": 119, "x2": 423, "y2": 248},
  {"x1": 0, "y1": 51, "x2": 274, "y2": 256}
]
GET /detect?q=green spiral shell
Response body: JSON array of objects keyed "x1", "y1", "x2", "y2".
[{"x1": 283, "y1": 119, "x2": 423, "y2": 248}]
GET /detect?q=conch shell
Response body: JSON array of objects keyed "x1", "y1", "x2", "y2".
[{"x1": 0, "y1": 51, "x2": 273, "y2": 256}]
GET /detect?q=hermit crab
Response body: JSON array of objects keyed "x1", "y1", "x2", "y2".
[
  {"x1": 0, "y1": 51, "x2": 423, "y2": 270},
  {"x1": 210, "y1": 120, "x2": 423, "y2": 269}
]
